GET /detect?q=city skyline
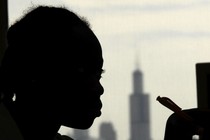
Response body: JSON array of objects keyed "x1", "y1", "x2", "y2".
[
  {"x1": 70, "y1": 122, "x2": 117, "y2": 140},
  {"x1": 8, "y1": 1, "x2": 210, "y2": 139}
]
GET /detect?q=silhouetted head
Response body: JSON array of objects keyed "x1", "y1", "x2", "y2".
[{"x1": 0, "y1": 6, "x2": 104, "y2": 129}]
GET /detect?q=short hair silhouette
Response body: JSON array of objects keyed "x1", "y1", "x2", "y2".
[{"x1": 0, "y1": 6, "x2": 104, "y2": 140}]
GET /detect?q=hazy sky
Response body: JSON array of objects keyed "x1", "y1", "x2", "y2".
[{"x1": 9, "y1": 0, "x2": 210, "y2": 140}]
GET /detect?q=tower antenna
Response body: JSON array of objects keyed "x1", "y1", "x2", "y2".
[{"x1": 135, "y1": 50, "x2": 140, "y2": 70}]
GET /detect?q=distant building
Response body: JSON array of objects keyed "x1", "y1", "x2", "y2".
[
  {"x1": 129, "y1": 66, "x2": 151, "y2": 140},
  {"x1": 100, "y1": 122, "x2": 117, "y2": 140},
  {"x1": 72, "y1": 129, "x2": 90, "y2": 140}
]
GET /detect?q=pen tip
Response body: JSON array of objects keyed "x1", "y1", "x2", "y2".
[{"x1": 156, "y1": 96, "x2": 161, "y2": 101}]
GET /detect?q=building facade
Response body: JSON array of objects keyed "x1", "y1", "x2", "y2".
[
  {"x1": 100, "y1": 122, "x2": 116, "y2": 140},
  {"x1": 73, "y1": 129, "x2": 90, "y2": 140},
  {"x1": 129, "y1": 67, "x2": 151, "y2": 140}
]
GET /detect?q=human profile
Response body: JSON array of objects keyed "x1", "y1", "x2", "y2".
[{"x1": 0, "y1": 6, "x2": 104, "y2": 140}]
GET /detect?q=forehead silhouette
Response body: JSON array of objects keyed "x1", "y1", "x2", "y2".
[
  {"x1": 7, "y1": 6, "x2": 89, "y2": 58},
  {"x1": 3, "y1": 6, "x2": 102, "y2": 80}
]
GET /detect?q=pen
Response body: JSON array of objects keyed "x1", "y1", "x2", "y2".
[
  {"x1": 157, "y1": 96, "x2": 204, "y2": 137},
  {"x1": 156, "y1": 96, "x2": 193, "y2": 121}
]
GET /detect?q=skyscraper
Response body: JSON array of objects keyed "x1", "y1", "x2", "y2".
[
  {"x1": 73, "y1": 129, "x2": 90, "y2": 140},
  {"x1": 100, "y1": 122, "x2": 117, "y2": 140},
  {"x1": 129, "y1": 66, "x2": 151, "y2": 140}
]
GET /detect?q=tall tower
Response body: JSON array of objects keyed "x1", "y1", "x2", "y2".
[{"x1": 129, "y1": 64, "x2": 151, "y2": 140}]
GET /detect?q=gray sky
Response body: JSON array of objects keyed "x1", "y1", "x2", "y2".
[{"x1": 9, "y1": 0, "x2": 210, "y2": 140}]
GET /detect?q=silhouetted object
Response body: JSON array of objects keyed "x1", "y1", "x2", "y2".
[
  {"x1": 164, "y1": 63, "x2": 210, "y2": 140},
  {"x1": 129, "y1": 66, "x2": 151, "y2": 140},
  {"x1": 196, "y1": 63, "x2": 210, "y2": 109},
  {"x1": 99, "y1": 122, "x2": 116, "y2": 140},
  {"x1": 0, "y1": 6, "x2": 104, "y2": 140},
  {"x1": 164, "y1": 109, "x2": 210, "y2": 140}
]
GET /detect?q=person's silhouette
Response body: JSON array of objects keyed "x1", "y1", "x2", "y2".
[{"x1": 0, "y1": 6, "x2": 104, "y2": 140}]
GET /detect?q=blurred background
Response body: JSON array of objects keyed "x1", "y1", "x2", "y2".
[{"x1": 6, "y1": 0, "x2": 210, "y2": 140}]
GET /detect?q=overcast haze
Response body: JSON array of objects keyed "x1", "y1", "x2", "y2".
[{"x1": 9, "y1": 0, "x2": 210, "y2": 140}]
